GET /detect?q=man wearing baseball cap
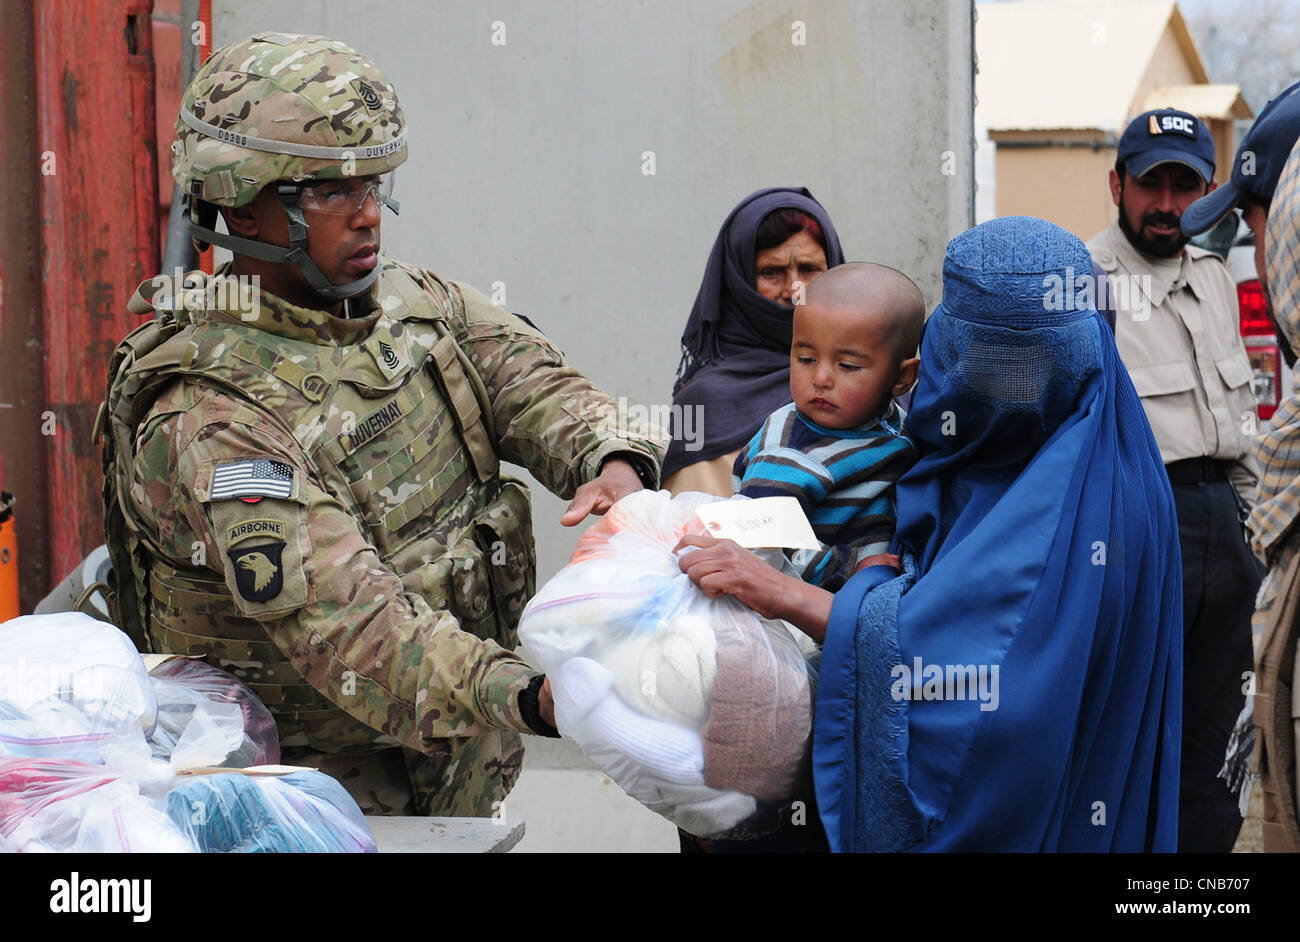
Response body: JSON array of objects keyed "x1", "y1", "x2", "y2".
[
  {"x1": 1183, "y1": 80, "x2": 1300, "y2": 853},
  {"x1": 1182, "y1": 81, "x2": 1300, "y2": 263},
  {"x1": 1089, "y1": 107, "x2": 1263, "y2": 853}
]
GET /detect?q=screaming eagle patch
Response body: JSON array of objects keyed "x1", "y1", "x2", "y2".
[{"x1": 228, "y1": 541, "x2": 285, "y2": 603}]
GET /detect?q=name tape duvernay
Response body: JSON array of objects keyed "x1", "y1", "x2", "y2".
[{"x1": 694, "y1": 496, "x2": 820, "y2": 550}]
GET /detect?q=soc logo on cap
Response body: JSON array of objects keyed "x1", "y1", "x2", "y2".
[{"x1": 1149, "y1": 114, "x2": 1197, "y2": 138}]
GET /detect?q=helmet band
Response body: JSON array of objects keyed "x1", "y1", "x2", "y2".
[{"x1": 180, "y1": 105, "x2": 407, "y2": 161}]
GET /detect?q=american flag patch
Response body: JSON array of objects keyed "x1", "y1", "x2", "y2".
[{"x1": 210, "y1": 458, "x2": 295, "y2": 500}]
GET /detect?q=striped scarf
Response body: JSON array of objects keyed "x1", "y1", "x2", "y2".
[
  {"x1": 1225, "y1": 137, "x2": 1300, "y2": 814},
  {"x1": 1248, "y1": 136, "x2": 1300, "y2": 562}
]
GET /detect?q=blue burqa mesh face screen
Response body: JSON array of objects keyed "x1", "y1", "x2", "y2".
[{"x1": 812, "y1": 216, "x2": 1183, "y2": 853}]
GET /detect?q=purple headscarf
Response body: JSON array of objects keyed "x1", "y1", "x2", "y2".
[{"x1": 663, "y1": 187, "x2": 846, "y2": 478}]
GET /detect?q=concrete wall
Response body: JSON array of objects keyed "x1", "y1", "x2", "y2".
[{"x1": 213, "y1": 0, "x2": 975, "y2": 589}]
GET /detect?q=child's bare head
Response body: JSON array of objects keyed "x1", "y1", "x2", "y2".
[
  {"x1": 790, "y1": 262, "x2": 925, "y2": 429},
  {"x1": 803, "y1": 262, "x2": 926, "y2": 359}
]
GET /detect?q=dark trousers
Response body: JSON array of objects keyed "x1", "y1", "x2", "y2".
[
  {"x1": 1172, "y1": 480, "x2": 1261, "y2": 853},
  {"x1": 678, "y1": 793, "x2": 830, "y2": 853}
]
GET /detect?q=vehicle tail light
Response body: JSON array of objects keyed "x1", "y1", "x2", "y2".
[
  {"x1": 1248, "y1": 345, "x2": 1280, "y2": 421},
  {"x1": 1239, "y1": 279, "x2": 1272, "y2": 336}
]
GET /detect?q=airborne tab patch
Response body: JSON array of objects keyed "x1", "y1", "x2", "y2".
[
  {"x1": 210, "y1": 458, "x2": 295, "y2": 500},
  {"x1": 226, "y1": 518, "x2": 286, "y2": 547}
]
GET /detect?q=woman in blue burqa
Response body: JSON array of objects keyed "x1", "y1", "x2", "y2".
[{"x1": 678, "y1": 216, "x2": 1183, "y2": 851}]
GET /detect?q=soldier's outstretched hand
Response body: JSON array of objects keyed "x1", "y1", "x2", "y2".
[{"x1": 560, "y1": 458, "x2": 644, "y2": 526}]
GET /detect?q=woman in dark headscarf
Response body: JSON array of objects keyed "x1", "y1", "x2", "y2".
[
  {"x1": 678, "y1": 217, "x2": 1183, "y2": 851},
  {"x1": 662, "y1": 187, "x2": 846, "y2": 496}
]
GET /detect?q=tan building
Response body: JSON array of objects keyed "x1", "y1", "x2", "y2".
[{"x1": 977, "y1": 0, "x2": 1252, "y2": 240}]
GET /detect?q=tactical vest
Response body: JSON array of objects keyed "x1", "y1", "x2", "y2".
[{"x1": 98, "y1": 266, "x2": 536, "y2": 752}]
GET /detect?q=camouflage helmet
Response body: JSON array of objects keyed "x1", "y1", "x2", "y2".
[
  {"x1": 172, "y1": 32, "x2": 405, "y2": 300},
  {"x1": 172, "y1": 31, "x2": 407, "y2": 207}
]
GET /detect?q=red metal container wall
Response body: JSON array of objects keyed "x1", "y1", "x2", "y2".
[
  {"x1": 1, "y1": 1, "x2": 211, "y2": 611},
  {"x1": 0, "y1": 0, "x2": 50, "y2": 613},
  {"x1": 35, "y1": 1, "x2": 160, "y2": 590}
]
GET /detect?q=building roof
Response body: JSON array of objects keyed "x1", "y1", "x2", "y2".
[
  {"x1": 1138, "y1": 83, "x2": 1254, "y2": 120},
  {"x1": 977, "y1": 0, "x2": 1212, "y2": 132}
]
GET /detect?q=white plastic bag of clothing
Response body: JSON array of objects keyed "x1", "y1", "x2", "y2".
[
  {"x1": 518, "y1": 489, "x2": 815, "y2": 838},
  {"x1": 147, "y1": 658, "x2": 280, "y2": 769},
  {"x1": 163, "y1": 769, "x2": 376, "y2": 853},
  {"x1": 0, "y1": 613, "x2": 157, "y2": 764},
  {"x1": 0, "y1": 757, "x2": 193, "y2": 853}
]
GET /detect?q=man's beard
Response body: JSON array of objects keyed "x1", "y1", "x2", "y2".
[
  {"x1": 1117, "y1": 180, "x2": 1188, "y2": 259},
  {"x1": 1117, "y1": 206, "x2": 1188, "y2": 258}
]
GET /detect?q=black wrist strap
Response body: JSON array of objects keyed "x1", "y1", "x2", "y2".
[
  {"x1": 519, "y1": 674, "x2": 560, "y2": 738},
  {"x1": 602, "y1": 452, "x2": 658, "y2": 490}
]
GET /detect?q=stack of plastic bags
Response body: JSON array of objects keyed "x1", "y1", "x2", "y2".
[
  {"x1": 0, "y1": 612, "x2": 375, "y2": 853},
  {"x1": 0, "y1": 758, "x2": 195, "y2": 853},
  {"x1": 0, "y1": 612, "x2": 157, "y2": 765},
  {"x1": 164, "y1": 770, "x2": 375, "y2": 853},
  {"x1": 519, "y1": 490, "x2": 816, "y2": 838},
  {"x1": 147, "y1": 657, "x2": 280, "y2": 770}
]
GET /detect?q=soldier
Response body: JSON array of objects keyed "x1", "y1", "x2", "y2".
[{"x1": 99, "y1": 33, "x2": 665, "y2": 817}]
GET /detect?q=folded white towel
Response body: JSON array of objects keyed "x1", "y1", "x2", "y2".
[
  {"x1": 604, "y1": 613, "x2": 717, "y2": 728},
  {"x1": 553, "y1": 657, "x2": 705, "y2": 786}
]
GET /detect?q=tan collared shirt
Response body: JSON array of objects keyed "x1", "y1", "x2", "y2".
[{"x1": 1088, "y1": 221, "x2": 1260, "y2": 505}]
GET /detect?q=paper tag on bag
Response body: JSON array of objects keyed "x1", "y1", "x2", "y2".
[
  {"x1": 176, "y1": 765, "x2": 311, "y2": 777},
  {"x1": 140, "y1": 653, "x2": 202, "y2": 672},
  {"x1": 694, "y1": 496, "x2": 820, "y2": 549}
]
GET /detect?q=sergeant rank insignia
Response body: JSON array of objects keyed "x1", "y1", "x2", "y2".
[
  {"x1": 353, "y1": 79, "x2": 383, "y2": 113},
  {"x1": 364, "y1": 332, "x2": 404, "y2": 380},
  {"x1": 228, "y1": 542, "x2": 285, "y2": 603}
]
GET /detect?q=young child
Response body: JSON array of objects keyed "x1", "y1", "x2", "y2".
[{"x1": 733, "y1": 262, "x2": 924, "y2": 591}]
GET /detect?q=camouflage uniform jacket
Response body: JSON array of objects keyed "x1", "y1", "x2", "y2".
[{"x1": 126, "y1": 258, "x2": 664, "y2": 755}]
